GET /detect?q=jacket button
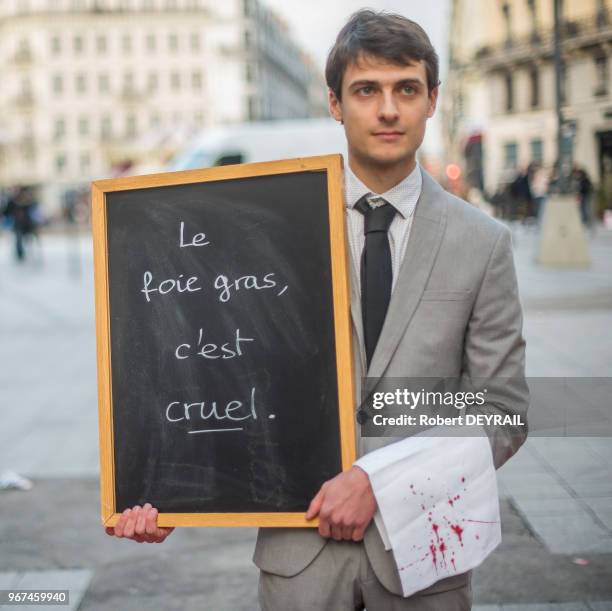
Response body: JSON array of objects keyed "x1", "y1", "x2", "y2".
[{"x1": 356, "y1": 409, "x2": 369, "y2": 424}]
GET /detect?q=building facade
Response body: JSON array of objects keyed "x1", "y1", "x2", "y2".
[
  {"x1": 444, "y1": 0, "x2": 612, "y2": 206},
  {"x1": 0, "y1": 0, "x2": 327, "y2": 212}
]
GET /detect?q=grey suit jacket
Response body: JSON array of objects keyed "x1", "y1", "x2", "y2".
[{"x1": 253, "y1": 170, "x2": 529, "y2": 597}]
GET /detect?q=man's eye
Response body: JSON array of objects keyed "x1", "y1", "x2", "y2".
[
  {"x1": 359, "y1": 86, "x2": 374, "y2": 95},
  {"x1": 402, "y1": 86, "x2": 416, "y2": 94}
]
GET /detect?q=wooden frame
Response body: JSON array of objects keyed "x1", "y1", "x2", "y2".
[{"x1": 92, "y1": 154, "x2": 356, "y2": 527}]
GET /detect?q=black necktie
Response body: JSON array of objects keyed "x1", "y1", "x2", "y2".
[{"x1": 355, "y1": 196, "x2": 396, "y2": 367}]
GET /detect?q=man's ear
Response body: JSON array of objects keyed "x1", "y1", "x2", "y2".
[
  {"x1": 328, "y1": 89, "x2": 343, "y2": 123},
  {"x1": 427, "y1": 85, "x2": 439, "y2": 119}
]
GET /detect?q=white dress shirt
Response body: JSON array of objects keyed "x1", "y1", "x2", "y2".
[{"x1": 344, "y1": 162, "x2": 422, "y2": 293}]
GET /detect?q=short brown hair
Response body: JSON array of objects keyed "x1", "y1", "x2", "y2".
[{"x1": 326, "y1": 9, "x2": 440, "y2": 100}]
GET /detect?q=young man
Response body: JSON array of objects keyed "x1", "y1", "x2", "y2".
[{"x1": 108, "y1": 10, "x2": 528, "y2": 610}]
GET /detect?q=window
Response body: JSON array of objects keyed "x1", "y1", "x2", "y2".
[
  {"x1": 192, "y1": 71, "x2": 202, "y2": 90},
  {"x1": 101, "y1": 116, "x2": 112, "y2": 139},
  {"x1": 147, "y1": 73, "x2": 158, "y2": 92},
  {"x1": 52, "y1": 74, "x2": 63, "y2": 94},
  {"x1": 529, "y1": 66, "x2": 539, "y2": 108},
  {"x1": 248, "y1": 95, "x2": 258, "y2": 120},
  {"x1": 150, "y1": 113, "x2": 161, "y2": 127},
  {"x1": 594, "y1": 54, "x2": 609, "y2": 96},
  {"x1": 56, "y1": 153, "x2": 67, "y2": 173},
  {"x1": 122, "y1": 34, "x2": 132, "y2": 53},
  {"x1": 76, "y1": 73, "x2": 87, "y2": 93},
  {"x1": 504, "y1": 72, "x2": 514, "y2": 112},
  {"x1": 504, "y1": 142, "x2": 518, "y2": 168},
  {"x1": 123, "y1": 72, "x2": 134, "y2": 92},
  {"x1": 190, "y1": 33, "x2": 200, "y2": 51},
  {"x1": 54, "y1": 118, "x2": 65, "y2": 140},
  {"x1": 530, "y1": 139, "x2": 543, "y2": 162},
  {"x1": 169, "y1": 33, "x2": 178, "y2": 52},
  {"x1": 96, "y1": 35, "x2": 107, "y2": 53},
  {"x1": 99, "y1": 73, "x2": 110, "y2": 93},
  {"x1": 78, "y1": 117, "x2": 89, "y2": 136},
  {"x1": 171, "y1": 72, "x2": 181, "y2": 90},
  {"x1": 126, "y1": 114, "x2": 137, "y2": 137},
  {"x1": 246, "y1": 63, "x2": 254, "y2": 82},
  {"x1": 51, "y1": 35, "x2": 61, "y2": 55},
  {"x1": 146, "y1": 33, "x2": 156, "y2": 52},
  {"x1": 74, "y1": 35, "x2": 84, "y2": 53}
]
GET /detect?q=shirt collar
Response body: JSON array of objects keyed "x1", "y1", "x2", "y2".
[{"x1": 344, "y1": 162, "x2": 422, "y2": 220}]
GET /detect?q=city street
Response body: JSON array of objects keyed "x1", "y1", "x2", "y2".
[{"x1": 1, "y1": 222, "x2": 611, "y2": 611}]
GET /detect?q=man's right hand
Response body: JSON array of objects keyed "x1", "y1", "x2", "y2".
[{"x1": 105, "y1": 503, "x2": 174, "y2": 543}]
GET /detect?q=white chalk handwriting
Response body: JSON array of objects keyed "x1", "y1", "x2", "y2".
[{"x1": 175, "y1": 328, "x2": 255, "y2": 360}]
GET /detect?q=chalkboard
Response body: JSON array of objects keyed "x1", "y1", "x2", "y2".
[{"x1": 92, "y1": 155, "x2": 356, "y2": 527}]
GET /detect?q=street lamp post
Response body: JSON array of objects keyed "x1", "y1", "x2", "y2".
[
  {"x1": 553, "y1": 0, "x2": 574, "y2": 193},
  {"x1": 537, "y1": 0, "x2": 589, "y2": 266}
]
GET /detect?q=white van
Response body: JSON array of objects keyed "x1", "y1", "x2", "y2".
[{"x1": 167, "y1": 118, "x2": 348, "y2": 170}]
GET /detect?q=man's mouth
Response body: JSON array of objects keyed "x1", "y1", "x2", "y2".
[{"x1": 373, "y1": 131, "x2": 405, "y2": 141}]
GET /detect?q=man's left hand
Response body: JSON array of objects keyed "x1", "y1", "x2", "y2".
[{"x1": 305, "y1": 466, "x2": 377, "y2": 541}]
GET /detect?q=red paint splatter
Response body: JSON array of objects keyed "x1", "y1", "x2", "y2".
[
  {"x1": 429, "y1": 543, "x2": 438, "y2": 571},
  {"x1": 461, "y1": 476, "x2": 465, "y2": 483},
  {"x1": 439, "y1": 539, "x2": 447, "y2": 567},
  {"x1": 432, "y1": 523, "x2": 440, "y2": 542},
  {"x1": 475, "y1": 535, "x2": 480, "y2": 540},
  {"x1": 448, "y1": 494, "x2": 461, "y2": 506},
  {"x1": 401, "y1": 552, "x2": 430, "y2": 571},
  {"x1": 450, "y1": 523, "x2": 464, "y2": 546},
  {"x1": 451, "y1": 557, "x2": 457, "y2": 571},
  {"x1": 421, "y1": 504, "x2": 426, "y2": 511}
]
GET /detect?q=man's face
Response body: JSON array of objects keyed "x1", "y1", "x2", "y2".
[{"x1": 329, "y1": 54, "x2": 438, "y2": 169}]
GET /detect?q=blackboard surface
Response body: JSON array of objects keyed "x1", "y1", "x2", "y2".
[{"x1": 93, "y1": 156, "x2": 355, "y2": 526}]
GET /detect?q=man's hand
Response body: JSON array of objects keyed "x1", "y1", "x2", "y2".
[
  {"x1": 104, "y1": 503, "x2": 174, "y2": 543},
  {"x1": 305, "y1": 466, "x2": 377, "y2": 541}
]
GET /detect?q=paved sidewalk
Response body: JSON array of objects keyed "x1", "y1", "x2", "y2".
[{"x1": 1, "y1": 224, "x2": 611, "y2": 609}]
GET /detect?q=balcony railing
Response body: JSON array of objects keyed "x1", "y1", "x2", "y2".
[{"x1": 472, "y1": 9, "x2": 612, "y2": 69}]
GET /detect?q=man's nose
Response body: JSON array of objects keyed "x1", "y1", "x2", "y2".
[{"x1": 378, "y1": 91, "x2": 399, "y2": 122}]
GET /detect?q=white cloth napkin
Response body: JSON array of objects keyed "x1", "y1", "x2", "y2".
[{"x1": 356, "y1": 426, "x2": 501, "y2": 597}]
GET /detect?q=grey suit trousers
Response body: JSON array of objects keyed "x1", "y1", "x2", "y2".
[{"x1": 258, "y1": 538, "x2": 471, "y2": 610}]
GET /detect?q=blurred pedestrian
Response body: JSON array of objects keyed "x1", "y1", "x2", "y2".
[
  {"x1": 573, "y1": 166, "x2": 593, "y2": 227},
  {"x1": 529, "y1": 162, "x2": 549, "y2": 221},
  {"x1": 510, "y1": 166, "x2": 534, "y2": 221},
  {"x1": 3, "y1": 186, "x2": 40, "y2": 262}
]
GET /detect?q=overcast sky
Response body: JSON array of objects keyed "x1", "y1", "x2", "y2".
[{"x1": 262, "y1": 0, "x2": 451, "y2": 156}]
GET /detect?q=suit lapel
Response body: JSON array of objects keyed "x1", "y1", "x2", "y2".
[{"x1": 366, "y1": 171, "x2": 448, "y2": 382}]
